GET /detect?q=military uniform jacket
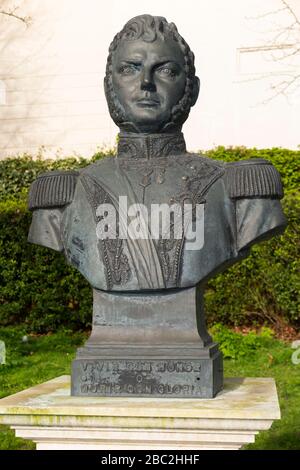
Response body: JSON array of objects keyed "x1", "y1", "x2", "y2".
[{"x1": 28, "y1": 133, "x2": 287, "y2": 291}]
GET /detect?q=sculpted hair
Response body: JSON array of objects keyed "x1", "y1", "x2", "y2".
[{"x1": 104, "y1": 14, "x2": 197, "y2": 131}]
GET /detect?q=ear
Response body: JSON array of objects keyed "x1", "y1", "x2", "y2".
[{"x1": 190, "y1": 76, "x2": 200, "y2": 107}]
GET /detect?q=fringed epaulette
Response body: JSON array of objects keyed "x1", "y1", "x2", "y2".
[
  {"x1": 224, "y1": 158, "x2": 283, "y2": 199},
  {"x1": 28, "y1": 170, "x2": 79, "y2": 210}
]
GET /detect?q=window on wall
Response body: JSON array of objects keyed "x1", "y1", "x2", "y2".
[{"x1": 0, "y1": 80, "x2": 6, "y2": 105}]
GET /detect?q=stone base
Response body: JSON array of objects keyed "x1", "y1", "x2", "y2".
[
  {"x1": 71, "y1": 345, "x2": 223, "y2": 398},
  {"x1": 71, "y1": 286, "x2": 223, "y2": 398},
  {"x1": 0, "y1": 375, "x2": 280, "y2": 450}
]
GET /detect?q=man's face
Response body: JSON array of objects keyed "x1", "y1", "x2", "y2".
[{"x1": 112, "y1": 37, "x2": 186, "y2": 132}]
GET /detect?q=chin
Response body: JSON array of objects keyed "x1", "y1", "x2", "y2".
[
  {"x1": 130, "y1": 112, "x2": 170, "y2": 131},
  {"x1": 135, "y1": 123, "x2": 163, "y2": 133}
]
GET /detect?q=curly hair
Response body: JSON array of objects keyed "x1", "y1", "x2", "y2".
[{"x1": 104, "y1": 15, "x2": 198, "y2": 132}]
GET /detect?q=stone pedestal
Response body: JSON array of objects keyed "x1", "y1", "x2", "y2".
[
  {"x1": 72, "y1": 286, "x2": 223, "y2": 398},
  {"x1": 0, "y1": 375, "x2": 280, "y2": 450}
]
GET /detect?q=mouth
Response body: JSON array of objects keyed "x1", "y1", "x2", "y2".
[{"x1": 136, "y1": 99, "x2": 160, "y2": 107}]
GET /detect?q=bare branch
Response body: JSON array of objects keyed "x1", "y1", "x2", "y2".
[
  {"x1": 242, "y1": 0, "x2": 300, "y2": 102},
  {"x1": 237, "y1": 71, "x2": 297, "y2": 84},
  {"x1": 246, "y1": 6, "x2": 286, "y2": 21},
  {"x1": 276, "y1": 48, "x2": 300, "y2": 60},
  {"x1": 0, "y1": 8, "x2": 31, "y2": 25},
  {"x1": 263, "y1": 73, "x2": 300, "y2": 103},
  {"x1": 271, "y1": 74, "x2": 300, "y2": 93},
  {"x1": 281, "y1": 0, "x2": 300, "y2": 26}
]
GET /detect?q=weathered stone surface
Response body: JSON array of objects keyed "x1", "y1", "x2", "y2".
[
  {"x1": 0, "y1": 376, "x2": 280, "y2": 450},
  {"x1": 71, "y1": 286, "x2": 222, "y2": 398}
]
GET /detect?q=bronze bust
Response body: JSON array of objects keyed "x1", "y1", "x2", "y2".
[{"x1": 28, "y1": 15, "x2": 286, "y2": 397}]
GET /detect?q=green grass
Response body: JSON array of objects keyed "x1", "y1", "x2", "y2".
[
  {"x1": 224, "y1": 343, "x2": 300, "y2": 449},
  {"x1": 0, "y1": 326, "x2": 87, "y2": 450},
  {"x1": 0, "y1": 326, "x2": 299, "y2": 450}
]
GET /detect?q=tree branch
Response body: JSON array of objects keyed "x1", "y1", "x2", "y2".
[
  {"x1": 0, "y1": 8, "x2": 30, "y2": 25},
  {"x1": 242, "y1": 0, "x2": 300, "y2": 102},
  {"x1": 281, "y1": 0, "x2": 300, "y2": 26},
  {"x1": 246, "y1": 6, "x2": 286, "y2": 21}
]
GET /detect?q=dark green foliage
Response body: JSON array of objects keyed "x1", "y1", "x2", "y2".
[
  {"x1": 0, "y1": 150, "x2": 113, "y2": 202},
  {"x1": 203, "y1": 146, "x2": 300, "y2": 193},
  {"x1": 0, "y1": 147, "x2": 299, "y2": 332},
  {"x1": 210, "y1": 323, "x2": 276, "y2": 359},
  {"x1": 205, "y1": 191, "x2": 300, "y2": 327},
  {"x1": 0, "y1": 200, "x2": 92, "y2": 332}
]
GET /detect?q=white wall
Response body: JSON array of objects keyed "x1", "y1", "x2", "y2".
[{"x1": 0, "y1": 0, "x2": 299, "y2": 158}]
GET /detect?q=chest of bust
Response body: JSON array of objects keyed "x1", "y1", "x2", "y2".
[{"x1": 61, "y1": 155, "x2": 237, "y2": 291}]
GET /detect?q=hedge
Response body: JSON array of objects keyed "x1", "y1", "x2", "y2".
[{"x1": 0, "y1": 147, "x2": 299, "y2": 332}]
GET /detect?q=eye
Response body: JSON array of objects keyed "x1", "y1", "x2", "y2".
[
  {"x1": 119, "y1": 64, "x2": 139, "y2": 75},
  {"x1": 156, "y1": 66, "x2": 177, "y2": 78}
]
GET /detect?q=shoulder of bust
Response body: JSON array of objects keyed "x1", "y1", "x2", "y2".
[
  {"x1": 224, "y1": 158, "x2": 283, "y2": 199},
  {"x1": 28, "y1": 170, "x2": 80, "y2": 210}
]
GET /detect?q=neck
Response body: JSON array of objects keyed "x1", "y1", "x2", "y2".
[{"x1": 117, "y1": 131, "x2": 186, "y2": 159}]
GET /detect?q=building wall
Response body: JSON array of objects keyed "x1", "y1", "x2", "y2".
[{"x1": 0, "y1": 0, "x2": 299, "y2": 158}]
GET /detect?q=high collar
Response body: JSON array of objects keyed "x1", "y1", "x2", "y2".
[{"x1": 117, "y1": 132, "x2": 186, "y2": 160}]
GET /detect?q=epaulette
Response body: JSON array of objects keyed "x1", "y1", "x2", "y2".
[
  {"x1": 224, "y1": 158, "x2": 283, "y2": 199},
  {"x1": 28, "y1": 170, "x2": 79, "y2": 210}
]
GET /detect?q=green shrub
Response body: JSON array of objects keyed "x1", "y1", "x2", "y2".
[
  {"x1": 0, "y1": 151, "x2": 112, "y2": 202},
  {"x1": 203, "y1": 146, "x2": 300, "y2": 193},
  {"x1": 205, "y1": 191, "x2": 300, "y2": 327},
  {"x1": 0, "y1": 147, "x2": 299, "y2": 332},
  {"x1": 0, "y1": 200, "x2": 92, "y2": 332},
  {"x1": 210, "y1": 323, "x2": 275, "y2": 359}
]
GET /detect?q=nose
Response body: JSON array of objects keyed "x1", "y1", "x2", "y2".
[{"x1": 141, "y1": 68, "x2": 156, "y2": 92}]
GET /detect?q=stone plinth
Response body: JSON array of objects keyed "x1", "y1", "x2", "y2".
[
  {"x1": 72, "y1": 287, "x2": 223, "y2": 399},
  {"x1": 0, "y1": 375, "x2": 280, "y2": 450}
]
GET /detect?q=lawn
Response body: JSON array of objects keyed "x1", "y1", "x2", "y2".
[{"x1": 0, "y1": 326, "x2": 299, "y2": 450}]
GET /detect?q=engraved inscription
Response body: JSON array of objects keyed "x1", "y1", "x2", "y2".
[
  {"x1": 81, "y1": 360, "x2": 199, "y2": 374},
  {"x1": 80, "y1": 382, "x2": 199, "y2": 395},
  {"x1": 156, "y1": 361, "x2": 200, "y2": 372},
  {"x1": 77, "y1": 359, "x2": 203, "y2": 396}
]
